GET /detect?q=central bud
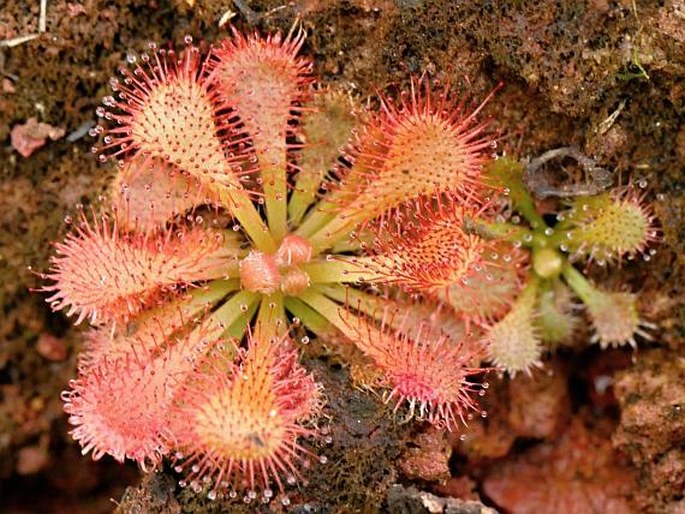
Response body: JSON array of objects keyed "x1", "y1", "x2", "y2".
[
  {"x1": 533, "y1": 246, "x2": 563, "y2": 279},
  {"x1": 239, "y1": 234, "x2": 313, "y2": 296}
]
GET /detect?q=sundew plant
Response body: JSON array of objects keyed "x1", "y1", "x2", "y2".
[{"x1": 40, "y1": 27, "x2": 658, "y2": 504}]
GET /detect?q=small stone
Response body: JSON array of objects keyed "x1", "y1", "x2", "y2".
[
  {"x1": 2, "y1": 78, "x2": 16, "y2": 93},
  {"x1": 35, "y1": 334, "x2": 68, "y2": 362},
  {"x1": 16, "y1": 446, "x2": 49, "y2": 475},
  {"x1": 11, "y1": 118, "x2": 65, "y2": 158},
  {"x1": 66, "y1": 2, "x2": 87, "y2": 16}
]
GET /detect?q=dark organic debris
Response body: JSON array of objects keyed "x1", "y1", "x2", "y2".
[{"x1": 524, "y1": 146, "x2": 613, "y2": 199}]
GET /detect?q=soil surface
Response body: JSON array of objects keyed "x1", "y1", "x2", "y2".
[{"x1": 1, "y1": 1, "x2": 683, "y2": 513}]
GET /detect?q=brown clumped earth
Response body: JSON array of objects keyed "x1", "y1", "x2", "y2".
[
  {"x1": 1, "y1": 0, "x2": 683, "y2": 513},
  {"x1": 612, "y1": 349, "x2": 685, "y2": 511}
]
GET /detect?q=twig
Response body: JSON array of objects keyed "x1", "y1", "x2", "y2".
[
  {"x1": 0, "y1": 34, "x2": 40, "y2": 48},
  {"x1": 0, "y1": 0, "x2": 47, "y2": 48},
  {"x1": 232, "y1": 0, "x2": 260, "y2": 25},
  {"x1": 66, "y1": 120, "x2": 97, "y2": 143},
  {"x1": 39, "y1": 0, "x2": 48, "y2": 33},
  {"x1": 232, "y1": 0, "x2": 288, "y2": 25},
  {"x1": 597, "y1": 99, "x2": 626, "y2": 135}
]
